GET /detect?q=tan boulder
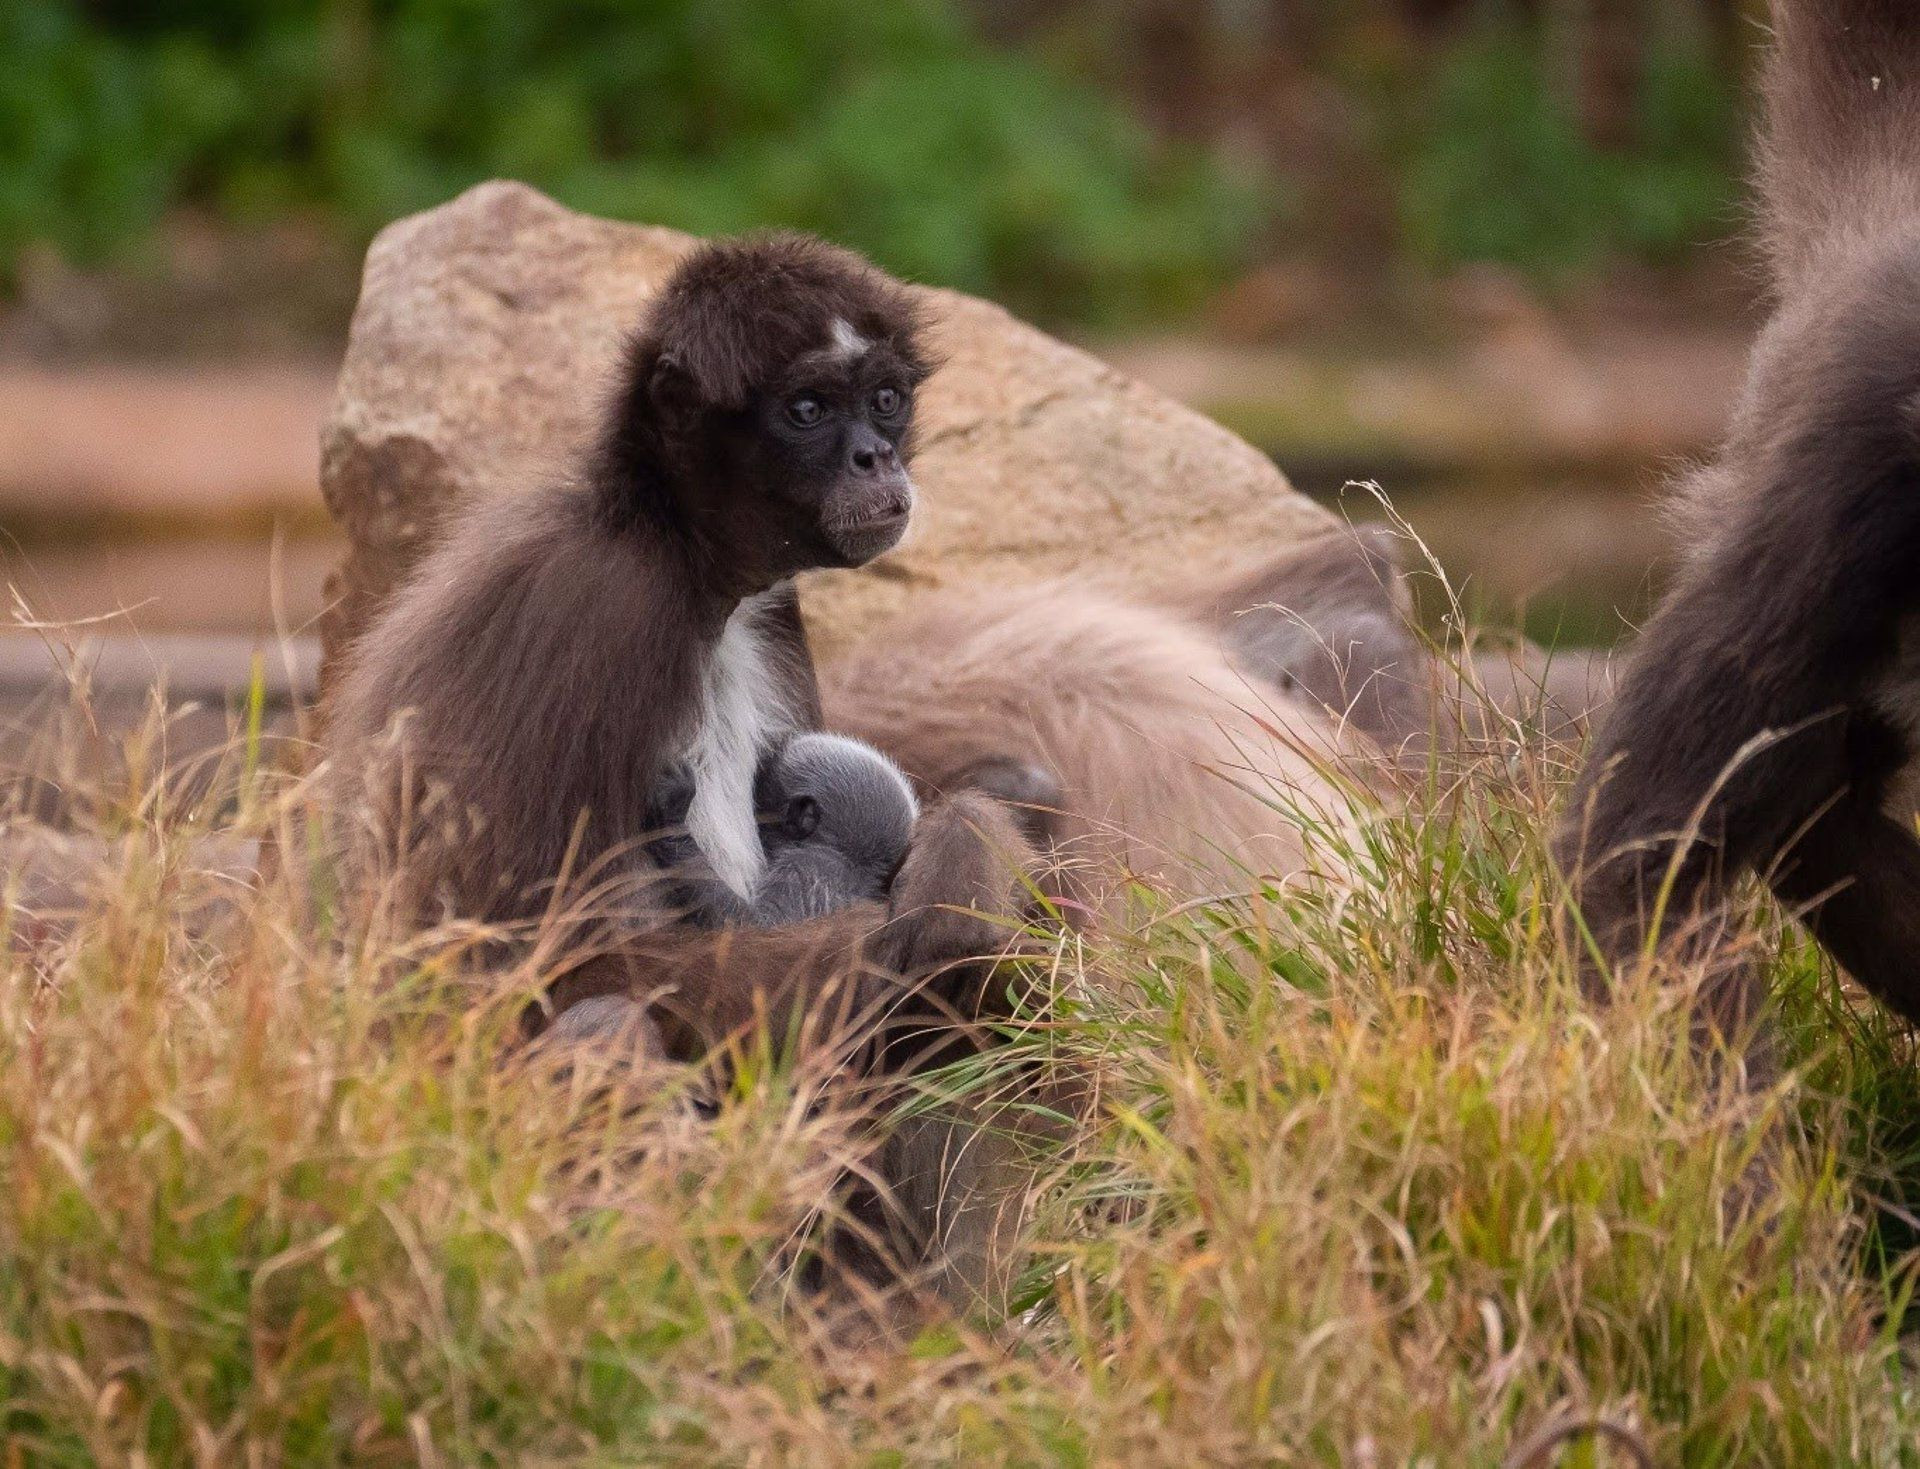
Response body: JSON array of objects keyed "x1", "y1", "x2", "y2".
[{"x1": 318, "y1": 180, "x2": 1331, "y2": 675}]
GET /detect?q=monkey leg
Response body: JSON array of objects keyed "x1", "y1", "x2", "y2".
[
  {"x1": 870, "y1": 1099, "x2": 1058, "y2": 1311},
  {"x1": 1560, "y1": 830, "x2": 1728, "y2": 986},
  {"x1": 542, "y1": 791, "x2": 1040, "y2": 1061},
  {"x1": 542, "y1": 903, "x2": 889, "y2": 1059},
  {"x1": 1767, "y1": 800, "x2": 1920, "y2": 1024},
  {"x1": 825, "y1": 795, "x2": 1051, "y2": 1312},
  {"x1": 815, "y1": 1046, "x2": 1080, "y2": 1321}
]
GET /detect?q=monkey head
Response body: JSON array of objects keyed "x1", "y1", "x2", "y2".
[
  {"x1": 756, "y1": 732, "x2": 920, "y2": 906},
  {"x1": 618, "y1": 233, "x2": 934, "y2": 588},
  {"x1": 641, "y1": 736, "x2": 921, "y2": 928}
]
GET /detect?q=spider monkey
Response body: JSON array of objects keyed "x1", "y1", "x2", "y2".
[
  {"x1": 325, "y1": 233, "x2": 1038, "y2": 1058},
  {"x1": 1557, "y1": 0, "x2": 1920, "y2": 1021}
]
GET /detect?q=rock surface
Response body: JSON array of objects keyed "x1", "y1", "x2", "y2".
[{"x1": 318, "y1": 181, "x2": 1331, "y2": 674}]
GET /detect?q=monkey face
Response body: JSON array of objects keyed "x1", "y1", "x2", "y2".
[
  {"x1": 756, "y1": 732, "x2": 918, "y2": 882},
  {"x1": 743, "y1": 341, "x2": 922, "y2": 569}
]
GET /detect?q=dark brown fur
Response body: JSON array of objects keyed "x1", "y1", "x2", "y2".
[{"x1": 1557, "y1": 0, "x2": 1920, "y2": 1020}]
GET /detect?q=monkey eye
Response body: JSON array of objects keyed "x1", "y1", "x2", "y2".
[
  {"x1": 787, "y1": 396, "x2": 825, "y2": 428},
  {"x1": 871, "y1": 386, "x2": 903, "y2": 417},
  {"x1": 783, "y1": 795, "x2": 821, "y2": 840}
]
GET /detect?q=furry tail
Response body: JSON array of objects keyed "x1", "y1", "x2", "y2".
[{"x1": 1760, "y1": 0, "x2": 1920, "y2": 290}]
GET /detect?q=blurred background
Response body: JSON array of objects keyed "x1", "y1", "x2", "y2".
[{"x1": 0, "y1": 0, "x2": 1768, "y2": 668}]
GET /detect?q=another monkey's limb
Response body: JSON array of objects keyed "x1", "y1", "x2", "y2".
[
  {"x1": 1562, "y1": 823, "x2": 1770, "y2": 1056},
  {"x1": 545, "y1": 902, "x2": 888, "y2": 1059},
  {"x1": 1564, "y1": 768, "x2": 1920, "y2": 1058},
  {"x1": 871, "y1": 791, "x2": 1045, "y2": 1042},
  {"x1": 1766, "y1": 798, "x2": 1920, "y2": 1022},
  {"x1": 850, "y1": 794, "x2": 1059, "y2": 1305},
  {"x1": 945, "y1": 756, "x2": 1064, "y2": 848},
  {"x1": 1556, "y1": 603, "x2": 1853, "y2": 1004},
  {"x1": 841, "y1": 1097, "x2": 1064, "y2": 1313},
  {"x1": 820, "y1": 794, "x2": 1059, "y2": 1311},
  {"x1": 1558, "y1": 234, "x2": 1920, "y2": 1001},
  {"x1": 1562, "y1": 683, "x2": 1920, "y2": 1031}
]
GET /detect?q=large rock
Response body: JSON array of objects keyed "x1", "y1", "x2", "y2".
[{"x1": 318, "y1": 181, "x2": 1331, "y2": 674}]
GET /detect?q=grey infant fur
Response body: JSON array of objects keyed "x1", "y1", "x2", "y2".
[{"x1": 648, "y1": 731, "x2": 919, "y2": 927}]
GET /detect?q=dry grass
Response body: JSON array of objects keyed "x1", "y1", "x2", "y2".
[{"x1": 1, "y1": 664, "x2": 1918, "y2": 1467}]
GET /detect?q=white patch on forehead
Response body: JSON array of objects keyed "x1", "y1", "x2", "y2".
[
  {"x1": 682, "y1": 588, "x2": 803, "y2": 899},
  {"x1": 828, "y1": 317, "x2": 870, "y2": 360}
]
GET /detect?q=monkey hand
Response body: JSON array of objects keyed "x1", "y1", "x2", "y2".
[{"x1": 871, "y1": 790, "x2": 1042, "y2": 1028}]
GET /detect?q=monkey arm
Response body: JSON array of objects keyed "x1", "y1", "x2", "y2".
[
  {"x1": 1556, "y1": 535, "x2": 1885, "y2": 986},
  {"x1": 755, "y1": 579, "x2": 825, "y2": 728},
  {"x1": 873, "y1": 791, "x2": 1037, "y2": 994},
  {"x1": 546, "y1": 791, "x2": 1042, "y2": 1060}
]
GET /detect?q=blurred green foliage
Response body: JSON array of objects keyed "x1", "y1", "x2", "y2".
[
  {"x1": 0, "y1": 0, "x2": 1752, "y2": 327},
  {"x1": 1395, "y1": 20, "x2": 1740, "y2": 275},
  {"x1": 0, "y1": 0, "x2": 1269, "y2": 324}
]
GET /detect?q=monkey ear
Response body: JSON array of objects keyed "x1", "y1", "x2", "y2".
[{"x1": 647, "y1": 352, "x2": 703, "y2": 427}]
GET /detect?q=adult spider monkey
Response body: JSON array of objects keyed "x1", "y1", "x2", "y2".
[
  {"x1": 325, "y1": 233, "x2": 1038, "y2": 1059},
  {"x1": 1558, "y1": 0, "x2": 1920, "y2": 1021}
]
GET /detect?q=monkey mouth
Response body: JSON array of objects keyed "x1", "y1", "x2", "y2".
[{"x1": 824, "y1": 505, "x2": 913, "y2": 565}]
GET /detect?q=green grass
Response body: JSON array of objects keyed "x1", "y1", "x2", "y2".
[{"x1": 1, "y1": 666, "x2": 1918, "y2": 1466}]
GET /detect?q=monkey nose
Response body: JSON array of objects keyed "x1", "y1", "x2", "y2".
[{"x1": 850, "y1": 441, "x2": 896, "y2": 473}]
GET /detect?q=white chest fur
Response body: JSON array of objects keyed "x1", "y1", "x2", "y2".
[{"x1": 683, "y1": 589, "x2": 799, "y2": 898}]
